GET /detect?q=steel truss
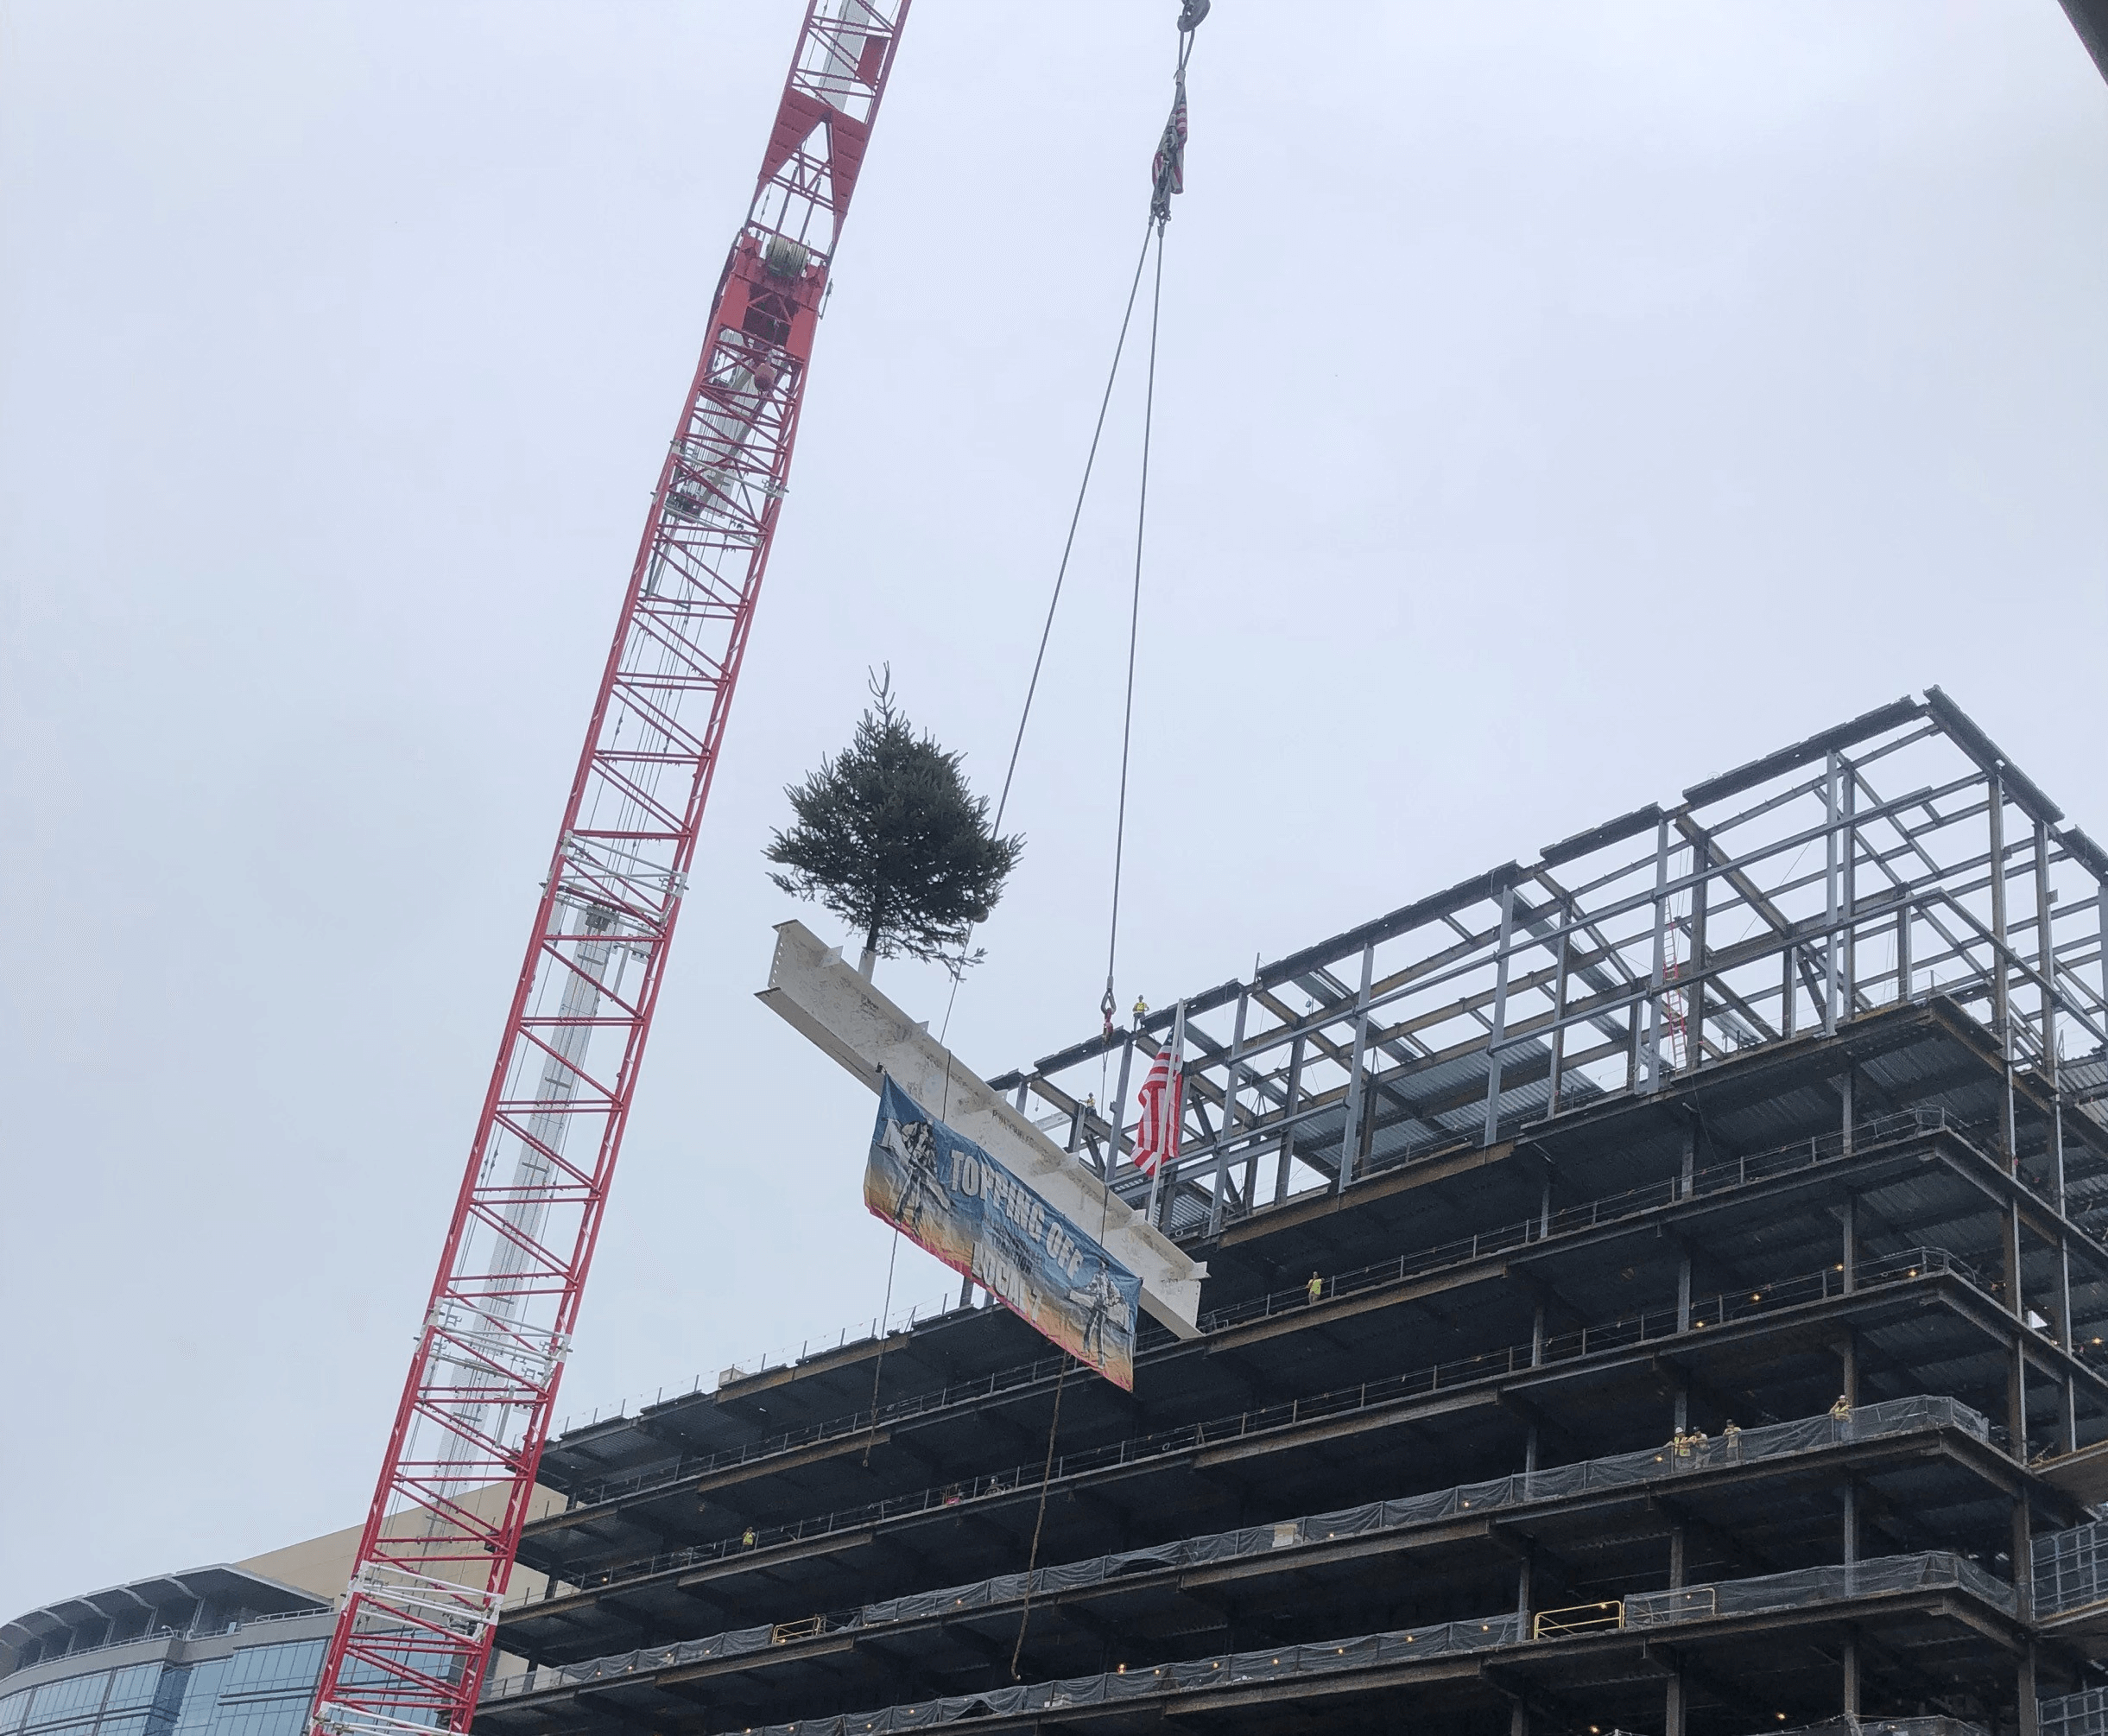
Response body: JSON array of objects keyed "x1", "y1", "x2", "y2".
[
  {"x1": 995, "y1": 689, "x2": 2108, "y2": 1241},
  {"x1": 307, "y1": 8, "x2": 910, "y2": 1736}
]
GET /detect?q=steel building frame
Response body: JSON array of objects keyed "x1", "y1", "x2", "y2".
[
  {"x1": 472, "y1": 690, "x2": 2108, "y2": 1733},
  {"x1": 996, "y1": 689, "x2": 2108, "y2": 1245}
]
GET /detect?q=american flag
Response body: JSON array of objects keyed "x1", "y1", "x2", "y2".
[
  {"x1": 1130, "y1": 1039, "x2": 1184, "y2": 1179},
  {"x1": 1150, "y1": 78, "x2": 1187, "y2": 216}
]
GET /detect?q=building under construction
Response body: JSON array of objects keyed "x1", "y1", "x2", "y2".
[{"x1": 472, "y1": 690, "x2": 2108, "y2": 1736}]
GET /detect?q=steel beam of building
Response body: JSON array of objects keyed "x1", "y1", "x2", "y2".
[
  {"x1": 2061, "y1": 0, "x2": 2108, "y2": 82},
  {"x1": 757, "y1": 918, "x2": 1206, "y2": 1336},
  {"x1": 480, "y1": 693, "x2": 2108, "y2": 1735}
]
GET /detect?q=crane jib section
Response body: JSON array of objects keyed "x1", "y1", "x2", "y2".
[{"x1": 307, "y1": 8, "x2": 912, "y2": 1736}]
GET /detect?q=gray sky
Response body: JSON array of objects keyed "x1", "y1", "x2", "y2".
[{"x1": 2, "y1": 1, "x2": 2105, "y2": 1621}]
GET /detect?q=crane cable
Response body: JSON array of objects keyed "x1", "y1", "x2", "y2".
[
  {"x1": 1010, "y1": 4, "x2": 1205, "y2": 1682},
  {"x1": 883, "y1": 169, "x2": 1167, "y2": 1466},
  {"x1": 1098, "y1": 1, "x2": 1198, "y2": 1050},
  {"x1": 929, "y1": 219, "x2": 1160, "y2": 1070},
  {"x1": 930, "y1": 3, "x2": 1204, "y2": 1074},
  {"x1": 873, "y1": 153, "x2": 1171, "y2": 1461},
  {"x1": 864, "y1": 0, "x2": 1204, "y2": 1638}
]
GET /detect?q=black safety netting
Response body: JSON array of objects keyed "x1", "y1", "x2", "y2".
[
  {"x1": 485, "y1": 1396, "x2": 1985, "y2": 1704},
  {"x1": 688, "y1": 1549, "x2": 2004, "y2": 1736},
  {"x1": 1754, "y1": 1722, "x2": 1986, "y2": 1736},
  {"x1": 1624, "y1": 1551, "x2": 2016, "y2": 1628},
  {"x1": 737, "y1": 1619, "x2": 1529, "y2": 1735}
]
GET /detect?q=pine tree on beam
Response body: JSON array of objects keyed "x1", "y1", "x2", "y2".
[{"x1": 766, "y1": 668, "x2": 1023, "y2": 980}]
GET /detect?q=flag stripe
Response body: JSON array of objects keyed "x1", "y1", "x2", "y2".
[{"x1": 1131, "y1": 1042, "x2": 1184, "y2": 1179}]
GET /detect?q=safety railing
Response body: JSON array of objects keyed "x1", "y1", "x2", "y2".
[
  {"x1": 490, "y1": 1394, "x2": 1985, "y2": 1650},
  {"x1": 2043, "y1": 1687, "x2": 2108, "y2": 1735},
  {"x1": 1626, "y1": 1586, "x2": 1715, "y2": 1624},
  {"x1": 511, "y1": 1248, "x2": 1990, "y2": 1608},
  {"x1": 2034, "y1": 1517, "x2": 2108, "y2": 1618},
  {"x1": 0, "y1": 1605, "x2": 333, "y2": 1685},
  {"x1": 546, "y1": 1107, "x2": 1988, "y2": 1514},
  {"x1": 1766, "y1": 1721, "x2": 1986, "y2": 1736},
  {"x1": 1226, "y1": 1112, "x2": 1977, "y2": 1334},
  {"x1": 1624, "y1": 1553, "x2": 2016, "y2": 1627},
  {"x1": 488, "y1": 1549, "x2": 2014, "y2": 1736},
  {"x1": 1530, "y1": 1600, "x2": 1624, "y2": 1639},
  {"x1": 549, "y1": 1287, "x2": 969, "y2": 1440}
]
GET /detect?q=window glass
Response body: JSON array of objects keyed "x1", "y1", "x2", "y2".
[
  {"x1": 142, "y1": 1668, "x2": 187, "y2": 1736},
  {"x1": 102, "y1": 1671, "x2": 159, "y2": 1714},
  {"x1": 216, "y1": 1647, "x2": 323, "y2": 1703},
  {"x1": 26, "y1": 1673, "x2": 108, "y2": 1730},
  {"x1": 97, "y1": 1714, "x2": 149, "y2": 1736},
  {"x1": 332, "y1": 1659, "x2": 391, "y2": 1693},
  {"x1": 1, "y1": 1690, "x2": 30, "y2": 1733},
  {"x1": 168, "y1": 1663, "x2": 225, "y2": 1736},
  {"x1": 206, "y1": 1701, "x2": 305, "y2": 1736}
]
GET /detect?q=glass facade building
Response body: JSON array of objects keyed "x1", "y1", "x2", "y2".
[{"x1": 1, "y1": 1571, "x2": 332, "y2": 1736}]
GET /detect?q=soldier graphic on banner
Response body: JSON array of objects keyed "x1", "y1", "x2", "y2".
[
  {"x1": 1072, "y1": 1264, "x2": 1133, "y2": 1367},
  {"x1": 864, "y1": 1075, "x2": 1143, "y2": 1389},
  {"x1": 882, "y1": 1111, "x2": 945, "y2": 1238}
]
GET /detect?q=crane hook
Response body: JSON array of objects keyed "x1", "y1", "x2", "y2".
[{"x1": 1177, "y1": 0, "x2": 1209, "y2": 32}]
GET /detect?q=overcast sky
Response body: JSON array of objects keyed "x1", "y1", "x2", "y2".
[{"x1": 3, "y1": 1, "x2": 2105, "y2": 1621}]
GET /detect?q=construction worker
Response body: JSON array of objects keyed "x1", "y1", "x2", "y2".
[
  {"x1": 1830, "y1": 1393, "x2": 1852, "y2": 1422},
  {"x1": 1307, "y1": 1272, "x2": 1324, "y2": 1306},
  {"x1": 1722, "y1": 1419, "x2": 1742, "y2": 1460},
  {"x1": 741, "y1": 1526, "x2": 756, "y2": 1549}
]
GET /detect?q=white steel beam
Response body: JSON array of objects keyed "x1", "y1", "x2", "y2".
[{"x1": 757, "y1": 920, "x2": 1207, "y2": 1337}]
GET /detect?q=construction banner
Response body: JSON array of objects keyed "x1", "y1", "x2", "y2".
[{"x1": 865, "y1": 1075, "x2": 1142, "y2": 1389}]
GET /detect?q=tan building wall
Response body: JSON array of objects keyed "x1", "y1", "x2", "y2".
[{"x1": 236, "y1": 1484, "x2": 565, "y2": 1608}]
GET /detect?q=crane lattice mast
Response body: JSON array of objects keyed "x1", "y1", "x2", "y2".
[{"x1": 307, "y1": 8, "x2": 911, "y2": 1735}]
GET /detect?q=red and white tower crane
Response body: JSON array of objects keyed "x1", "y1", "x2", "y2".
[{"x1": 307, "y1": 8, "x2": 911, "y2": 1735}]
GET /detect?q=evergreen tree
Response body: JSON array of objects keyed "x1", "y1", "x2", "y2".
[{"x1": 766, "y1": 669, "x2": 1023, "y2": 979}]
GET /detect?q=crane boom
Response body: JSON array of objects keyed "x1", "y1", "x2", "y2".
[{"x1": 308, "y1": 8, "x2": 911, "y2": 1735}]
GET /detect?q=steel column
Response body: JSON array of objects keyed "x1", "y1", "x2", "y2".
[
  {"x1": 1335, "y1": 944, "x2": 1374, "y2": 1193},
  {"x1": 1483, "y1": 883, "x2": 1515, "y2": 1145}
]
